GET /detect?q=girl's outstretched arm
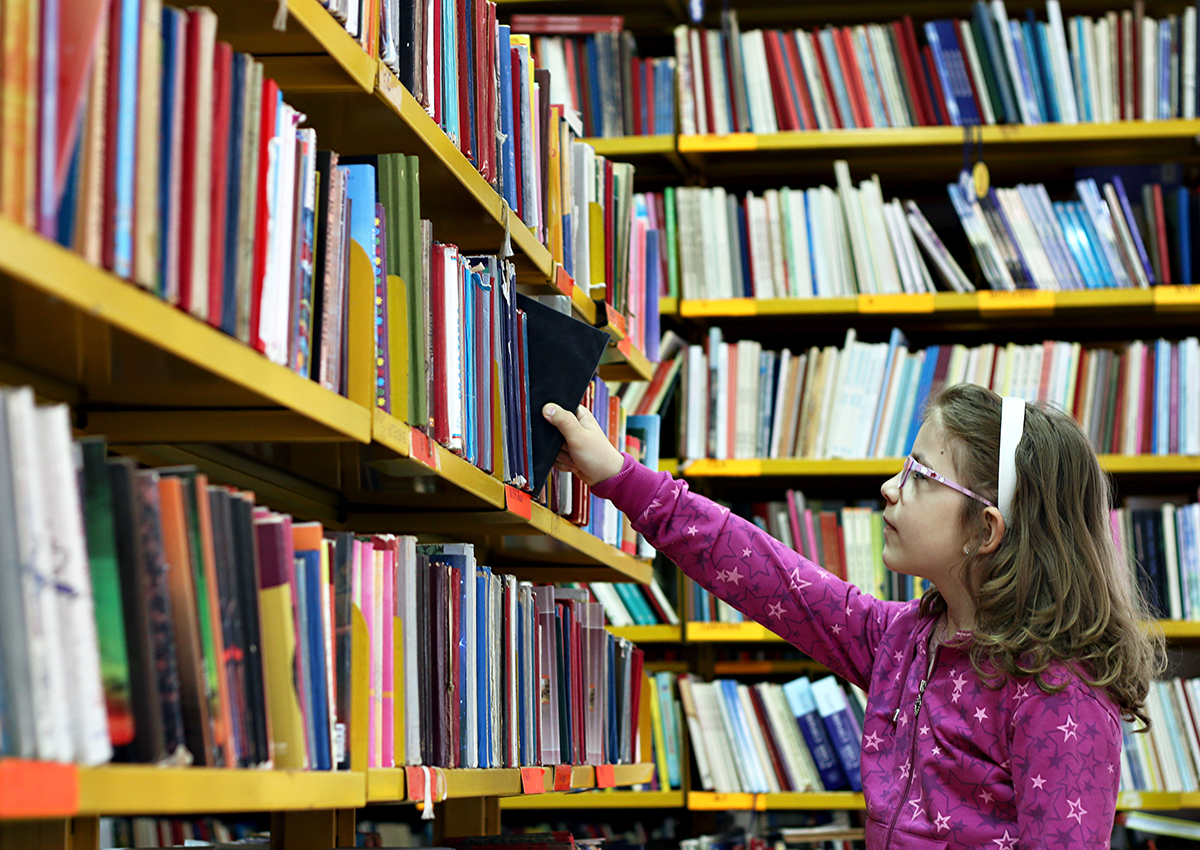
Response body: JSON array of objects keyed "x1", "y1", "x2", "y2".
[{"x1": 544, "y1": 403, "x2": 906, "y2": 689}]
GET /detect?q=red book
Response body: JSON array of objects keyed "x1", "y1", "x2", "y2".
[
  {"x1": 1071, "y1": 348, "x2": 1090, "y2": 424},
  {"x1": 430, "y1": 245, "x2": 449, "y2": 445},
  {"x1": 861, "y1": 27, "x2": 894, "y2": 126},
  {"x1": 1151, "y1": 184, "x2": 1171, "y2": 285},
  {"x1": 644, "y1": 59, "x2": 656, "y2": 134},
  {"x1": 835, "y1": 27, "x2": 872, "y2": 128},
  {"x1": 697, "y1": 31, "x2": 718, "y2": 134},
  {"x1": 456, "y1": 0, "x2": 471, "y2": 160},
  {"x1": 819, "y1": 511, "x2": 844, "y2": 579},
  {"x1": 929, "y1": 345, "x2": 954, "y2": 400},
  {"x1": 207, "y1": 41, "x2": 233, "y2": 330},
  {"x1": 472, "y1": 0, "x2": 487, "y2": 174},
  {"x1": 485, "y1": 2, "x2": 498, "y2": 182},
  {"x1": 1038, "y1": 340, "x2": 1055, "y2": 402},
  {"x1": 249, "y1": 77, "x2": 279, "y2": 354},
  {"x1": 781, "y1": 32, "x2": 816, "y2": 130},
  {"x1": 55, "y1": 0, "x2": 112, "y2": 200},
  {"x1": 897, "y1": 17, "x2": 933, "y2": 126},
  {"x1": 563, "y1": 36, "x2": 580, "y2": 118},
  {"x1": 1111, "y1": 352, "x2": 1128, "y2": 453},
  {"x1": 631, "y1": 56, "x2": 643, "y2": 136},
  {"x1": 102, "y1": 0, "x2": 124, "y2": 272},
  {"x1": 952, "y1": 20, "x2": 986, "y2": 125},
  {"x1": 603, "y1": 159, "x2": 614, "y2": 300},
  {"x1": 508, "y1": 13, "x2": 623, "y2": 34},
  {"x1": 1133, "y1": 0, "x2": 1143, "y2": 120},
  {"x1": 762, "y1": 31, "x2": 800, "y2": 131},
  {"x1": 576, "y1": 39, "x2": 595, "y2": 137},
  {"x1": 1139, "y1": 345, "x2": 1155, "y2": 454},
  {"x1": 921, "y1": 45, "x2": 949, "y2": 125},
  {"x1": 808, "y1": 30, "x2": 844, "y2": 129},
  {"x1": 510, "y1": 48, "x2": 524, "y2": 220}
]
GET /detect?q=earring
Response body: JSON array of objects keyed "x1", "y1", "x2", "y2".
[{"x1": 963, "y1": 546, "x2": 971, "y2": 556}]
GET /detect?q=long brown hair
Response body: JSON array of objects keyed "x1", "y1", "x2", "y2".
[{"x1": 918, "y1": 383, "x2": 1165, "y2": 726}]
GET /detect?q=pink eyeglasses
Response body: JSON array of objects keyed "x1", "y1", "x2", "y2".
[{"x1": 899, "y1": 456, "x2": 995, "y2": 507}]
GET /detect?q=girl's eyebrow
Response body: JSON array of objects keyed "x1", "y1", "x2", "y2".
[{"x1": 911, "y1": 450, "x2": 928, "y2": 466}]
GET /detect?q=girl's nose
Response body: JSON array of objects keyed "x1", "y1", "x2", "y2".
[{"x1": 881, "y1": 471, "x2": 900, "y2": 504}]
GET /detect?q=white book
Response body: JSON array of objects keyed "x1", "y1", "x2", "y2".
[
  {"x1": 869, "y1": 24, "x2": 910, "y2": 127},
  {"x1": 1185, "y1": 8, "x2": 1197, "y2": 119},
  {"x1": 692, "y1": 681, "x2": 742, "y2": 792},
  {"x1": 185, "y1": 9, "x2": 217, "y2": 320},
  {"x1": 822, "y1": 330, "x2": 859, "y2": 459},
  {"x1": 1186, "y1": 337, "x2": 1200, "y2": 454},
  {"x1": 1102, "y1": 183, "x2": 1150, "y2": 288},
  {"x1": 995, "y1": 189, "x2": 1054, "y2": 288},
  {"x1": 1083, "y1": 17, "x2": 1103, "y2": 123},
  {"x1": 977, "y1": 343, "x2": 997, "y2": 390},
  {"x1": 1171, "y1": 678, "x2": 1200, "y2": 788},
  {"x1": 769, "y1": 348, "x2": 794, "y2": 458},
  {"x1": 752, "y1": 31, "x2": 781, "y2": 134},
  {"x1": 36, "y1": 405, "x2": 112, "y2": 766},
  {"x1": 676, "y1": 676, "x2": 715, "y2": 791},
  {"x1": 1164, "y1": 503, "x2": 1183, "y2": 621},
  {"x1": 871, "y1": 342, "x2": 909, "y2": 458},
  {"x1": 689, "y1": 28, "x2": 710, "y2": 134},
  {"x1": 856, "y1": 343, "x2": 891, "y2": 458},
  {"x1": 2, "y1": 388, "x2": 71, "y2": 762},
  {"x1": 992, "y1": 0, "x2": 1034, "y2": 124},
  {"x1": 834, "y1": 161, "x2": 874, "y2": 293},
  {"x1": 1076, "y1": 178, "x2": 1132, "y2": 286},
  {"x1": 782, "y1": 188, "x2": 813, "y2": 297},
  {"x1": 765, "y1": 190, "x2": 789, "y2": 298},
  {"x1": 674, "y1": 26, "x2": 697, "y2": 135},
  {"x1": 1046, "y1": 1, "x2": 1080, "y2": 123},
  {"x1": 1142, "y1": 16, "x2": 1158, "y2": 121},
  {"x1": 862, "y1": 178, "x2": 903, "y2": 294},
  {"x1": 705, "y1": 29, "x2": 732, "y2": 135},
  {"x1": 763, "y1": 683, "x2": 822, "y2": 791},
  {"x1": 895, "y1": 199, "x2": 935, "y2": 293},
  {"x1": 806, "y1": 189, "x2": 830, "y2": 296},
  {"x1": 1096, "y1": 15, "x2": 1115, "y2": 123}
]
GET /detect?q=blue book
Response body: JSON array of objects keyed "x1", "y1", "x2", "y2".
[
  {"x1": 1028, "y1": 16, "x2": 1059, "y2": 123},
  {"x1": 441, "y1": 0, "x2": 458, "y2": 145},
  {"x1": 972, "y1": 1, "x2": 1017, "y2": 124},
  {"x1": 810, "y1": 676, "x2": 862, "y2": 791},
  {"x1": 111, "y1": 0, "x2": 143, "y2": 277},
  {"x1": 292, "y1": 550, "x2": 318, "y2": 769},
  {"x1": 1054, "y1": 203, "x2": 1099, "y2": 289},
  {"x1": 588, "y1": 376, "x2": 610, "y2": 537},
  {"x1": 1159, "y1": 20, "x2": 1172, "y2": 121},
  {"x1": 299, "y1": 549, "x2": 331, "y2": 770},
  {"x1": 645, "y1": 231, "x2": 662, "y2": 362},
  {"x1": 903, "y1": 344, "x2": 940, "y2": 455},
  {"x1": 343, "y1": 164, "x2": 378, "y2": 260},
  {"x1": 925, "y1": 21, "x2": 980, "y2": 126},
  {"x1": 476, "y1": 566, "x2": 492, "y2": 767},
  {"x1": 222, "y1": 53, "x2": 247, "y2": 336},
  {"x1": 497, "y1": 26, "x2": 517, "y2": 211},
  {"x1": 1074, "y1": 17, "x2": 1094, "y2": 122},
  {"x1": 56, "y1": 130, "x2": 83, "y2": 248},
  {"x1": 158, "y1": 9, "x2": 183, "y2": 299},
  {"x1": 615, "y1": 583, "x2": 655, "y2": 625},
  {"x1": 464, "y1": 0, "x2": 477, "y2": 162},
  {"x1": 1019, "y1": 19, "x2": 1050, "y2": 123},
  {"x1": 737, "y1": 203, "x2": 753, "y2": 296},
  {"x1": 1070, "y1": 197, "x2": 1118, "y2": 287},
  {"x1": 1176, "y1": 186, "x2": 1192, "y2": 284},
  {"x1": 718, "y1": 679, "x2": 771, "y2": 792},
  {"x1": 1008, "y1": 20, "x2": 1042, "y2": 123},
  {"x1": 867, "y1": 328, "x2": 909, "y2": 456},
  {"x1": 783, "y1": 677, "x2": 849, "y2": 791}
]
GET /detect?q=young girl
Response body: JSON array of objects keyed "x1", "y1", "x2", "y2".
[{"x1": 544, "y1": 382, "x2": 1163, "y2": 850}]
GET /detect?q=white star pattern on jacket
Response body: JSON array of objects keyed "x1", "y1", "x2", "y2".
[{"x1": 594, "y1": 454, "x2": 1124, "y2": 850}]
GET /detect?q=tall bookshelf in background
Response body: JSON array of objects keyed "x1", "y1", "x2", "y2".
[
  {"x1": 487, "y1": 0, "x2": 1200, "y2": 840},
  {"x1": 0, "y1": 0, "x2": 660, "y2": 843}
]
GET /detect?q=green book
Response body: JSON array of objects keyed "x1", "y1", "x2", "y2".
[
  {"x1": 397, "y1": 154, "x2": 428, "y2": 427},
  {"x1": 79, "y1": 438, "x2": 135, "y2": 749},
  {"x1": 664, "y1": 187, "x2": 679, "y2": 299}
]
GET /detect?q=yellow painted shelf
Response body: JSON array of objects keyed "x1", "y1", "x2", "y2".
[
  {"x1": 0, "y1": 219, "x2": 372, "y2": 444},
  {"x1": 75, "y1": 766, "x2": 366, "y2": 816},
  {"x1": 501, "y1": 789, "x2": 684, "y2": 809},
  {"x1": 527, "y1": 502, "x2": 654, "y2": 584},
  {"x1": 584, "y1": 135, "x2": 677, "y2": 157},
  {"x1": 367, "y1": 768, "x2": 405, "y2": 803},
  {"x1": 682, "y1": 456, "x2": 1200, "y2": 478},
  {"x1": 678, "y1": 121, "x2": 1200, "y2": 154},
  {"x1": 676, "y1": 288, "x2": 1199, "y2": 320},
  {"x1": 660, "y1": 297, "x2": 679, "y2": 316},
  {"x1": 686, "y1": 622, "x2": 785, "y2": 642},
  {"x1": 608, "y1": 624, "x2": 683, "y2": 642},
  {"x1": 688, "y1": 791, "x2": 864, "y2": 810},
  {"x1": 277, "y1": 0, "x2": 378, "y2": 91},
  {"x1": 1158, "y1": 621, "x2": 1200, "y2": 640},
  {"x1": 399, "y1": 764, "x2": 655, "y2": 804}
]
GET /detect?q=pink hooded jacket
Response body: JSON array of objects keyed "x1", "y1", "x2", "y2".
[{"x1": 593, "y1": 454, "x2": 1122, "y2": 850}]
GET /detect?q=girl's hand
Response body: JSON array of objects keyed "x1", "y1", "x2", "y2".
[{"x1": 542, "y1": 403, "x2": 625, "y2": 487}]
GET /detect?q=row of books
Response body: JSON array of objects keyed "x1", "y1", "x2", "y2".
[
  {"x1": 583, "y1": 578, "x2": 680, "y2": 628},
  {"x1": 516, "y1": 16, "x2": 678, "y2": 138},
  {"x1": 647, "y1": 671, "x2": 684, "y2": 791},
  {"x1": 678, "y1": 328, "x2": 1200, "y2": 462},
  {"x1": 1123, "y1": 499, "x2": 1200, "y2": 622},
  {"x1": 679, "y1": 675, "x2": 864, "y2": 794},
  {"x1": 673, "y1": 2, "x2": 1200, "y2": 135},
  {"x1": 99, "y1": 817, "x2": 259, "y2": 849},
  {"x1": 1122, "y1": 677, "x2": 1200, "y2": 793},
  {"x1": 0, "y1": 384, "x2": 649, "y2": 768},
  {"x1": 952, "y1": 173, "x2": 1194, "y2": 291},
  {"x1": 660, "y1": 162, "x2": 964, "y2": 301}
]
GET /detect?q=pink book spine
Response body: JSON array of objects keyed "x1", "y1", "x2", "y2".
[
  {"x1": 1110, "y1": 508, "x2": 1123, "y2": 553},
  {"x1": 381, "y1": 547, "x2": 395, "y2": 768},
  {"x1": 360, "y1": 540, "x2": 377, "y2": 767},
  {"x1": 785, "y1": 490, "x2": 803, "y2": 556},
  {"x1": 804, "y1": 509, "x2": 819, "y2": 563}
]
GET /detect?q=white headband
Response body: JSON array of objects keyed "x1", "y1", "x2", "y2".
[{"x1": 997, "y1": 396, "x2": 1025, "y2": 524}]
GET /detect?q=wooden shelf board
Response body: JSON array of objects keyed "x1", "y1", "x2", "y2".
[
  {"x1": 687, "y1": 791, "x2": 865, "y2": 810},
  {"x1": 501, "y1": 789, "x2": 683, "y2": 809},
  {"x1": 0, "y1": 221, "x2": 371, "y2": 443},
  {"x1": 607, "y1": 625, "x2": 683, "y2": 642},
  {"x1": 686, "y1": 622, "x2": 785, "y2": 642},
  {"x1": 0, "y1": 760, "x2": 78, "y2": 819},
  {"x1": 683, "y1": 456, "x2": 1200, "y2": 478},
  {"x1": 76, "y1": 766, "x2": 365, "y2": 815}
]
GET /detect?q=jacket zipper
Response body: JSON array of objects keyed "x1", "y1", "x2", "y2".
[{"x1": 883, "y1": 646, "x2": 938, "y2": 849}]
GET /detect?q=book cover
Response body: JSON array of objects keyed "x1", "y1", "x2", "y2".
[{"x1": 782, "y1": 677, "x2": 849, "y2": 791}]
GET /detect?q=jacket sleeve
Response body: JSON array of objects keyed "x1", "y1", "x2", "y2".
[
  {"x1": 1008, "y1": 687, "x2": 1121, "y2": 849},
  {"x1": 592, "y1": 453, "x2": 908, "y2": 689}
]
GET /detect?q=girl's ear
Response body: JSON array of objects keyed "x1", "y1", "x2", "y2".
[{"x1": 977, "y1": 506, "x2": 1006, "y2": 555}]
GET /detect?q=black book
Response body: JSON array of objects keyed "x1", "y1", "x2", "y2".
[
  {"x1": 330, "y1": 531, "x2": 354, "y2": 770},
  {"x1": 106, "y1": 457, "x2": 167, "y2": 763},
  {"x1": 228, "y1": 493, "x2": 270, "y2": 767},
  {"x1": 208, "y1": 488, "x2": 249, "y2": 766},
  {"x1": 514, "y1": 293, "x2": 611, "y2": 497}
]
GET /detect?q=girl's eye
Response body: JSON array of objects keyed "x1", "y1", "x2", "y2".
[{"x1": 912, "y1": 471, "x2": 927, "y2": 482}]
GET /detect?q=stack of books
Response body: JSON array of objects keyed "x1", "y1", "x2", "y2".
[
  {"x1": 1122, "y1": 677, "x2": 1200, "y2": 793},
  {"x1": 1115, "y1": 497, "x2": 1200, "y2": 622},
  {"x1": 673, "y1": 2, "x2": 1200, "y2": 134},
  {"x1": 680, "y1": 328, "x2": 1200, "y2": 462}
]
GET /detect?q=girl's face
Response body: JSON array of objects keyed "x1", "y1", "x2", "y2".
[{"x1": 879, "y1": 417, "x2": 975, "y2": 592}]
